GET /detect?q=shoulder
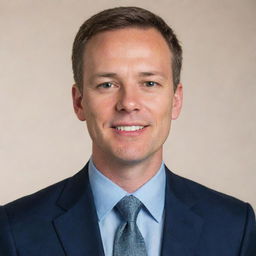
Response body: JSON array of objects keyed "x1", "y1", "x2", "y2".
[
  {"x1": 1, "y1": 162, "x2": 90, "y2": 223},
  {"x1": 165, "y1": 168, "x2": 256, "y2": 253},
  {"x1": 165, "y1": 167, "x2": 255, "y2": 220},
  {"x1": 0, "y1": 177, "x2": 69, "y2": 255},
  {"x1": 1, "y1": 177, "x2": 69, "y2": 222}
]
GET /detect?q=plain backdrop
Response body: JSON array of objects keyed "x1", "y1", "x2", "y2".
[{"x1": 0, "y1": 0, "x2": 255, "y2": 210}]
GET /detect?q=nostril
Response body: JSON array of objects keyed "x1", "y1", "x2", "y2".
[{"x1": 116, "y1": 101, "x2": 141, "y2": 112}]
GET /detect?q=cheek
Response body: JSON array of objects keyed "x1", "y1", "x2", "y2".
[
  {"x1": 83, "y1": 100, "x2": 111, "y2": 131},
  {"x1": 82, "y1": 95, "x2": 99, "y2": 119},
  {"x1": 149, "y1": 96, "x2": 172, "y2": 118}
]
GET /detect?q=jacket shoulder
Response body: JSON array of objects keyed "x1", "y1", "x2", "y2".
[
  {"x1": 166, "y1": 168, "x2": 253, "y2": 216},
  {"x1": 166, "y1": 169, "x2": 256, "y2": 254},
  {"x1": 2, "y1": 177, "x2": 69, "y2": 222}
]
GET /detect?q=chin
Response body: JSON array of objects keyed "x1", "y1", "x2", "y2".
[
  {"x1": 111, "y1": 148, "x2": 157, "y2": 166},
  {"x1": 113, "y1": 156, "x2": 147, "y2": 166}
]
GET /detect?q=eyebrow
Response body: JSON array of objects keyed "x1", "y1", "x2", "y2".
[
  {"x1": 138, "y1": 71, "x2": 167, "y2": 78},
  {"x1": 90, "y1": 71, "x2": 167, "y2": 81},
  {"x1": 93, "y1": 73, "x2": 117, "y2": 78},
  {"x1": 89, "y1": 73, "x2": 117, "y2": 83}
]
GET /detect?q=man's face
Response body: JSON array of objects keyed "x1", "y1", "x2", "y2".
[{"x1": 72, "y1": 28, "x2": 182, "y2": 166}]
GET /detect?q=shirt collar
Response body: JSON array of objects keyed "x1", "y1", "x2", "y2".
[{"x1": 88, "y1": 159, "x2": 166, "y2": 223}]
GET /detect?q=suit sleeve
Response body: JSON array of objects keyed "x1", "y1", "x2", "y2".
[
  {"x1": 0, "y1": 206, "x2": 17, "y2": 256},
  {"x1": 239, "y1": 203, "x2": 256, "y2": 255}
]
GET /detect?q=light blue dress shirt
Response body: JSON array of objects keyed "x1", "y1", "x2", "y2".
[{"x1": 88, "y1": 159, "x2": 166, "y2": 256}]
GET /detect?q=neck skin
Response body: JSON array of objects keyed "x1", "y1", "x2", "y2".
[{"x1": 91, "y1": 147, "x2": 163, "y2": 193}]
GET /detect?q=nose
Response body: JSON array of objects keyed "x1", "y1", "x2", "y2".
[{"x1": 116, "y1": 86, "x2": 141, "y2": 113}]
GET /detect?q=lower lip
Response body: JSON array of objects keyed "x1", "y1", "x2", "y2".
[{"x1": 113, "y1": 127, "x2": 147, "y2": 136}]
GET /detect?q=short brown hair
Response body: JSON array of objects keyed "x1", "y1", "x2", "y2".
[{"x1": 72, "y1": 6, "x2": 182, "y2": 91}]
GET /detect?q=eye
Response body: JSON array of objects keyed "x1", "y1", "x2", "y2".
[
  {"x1": 98, "y1": 82, "x2": 113, "y2": 89},
  {"x1": 145, "y1": 81, "x2": 158, "y2": 87}
]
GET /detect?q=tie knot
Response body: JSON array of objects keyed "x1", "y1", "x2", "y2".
[{"x1": 116, "y1": 195, "x2": 142, "y2": 222}]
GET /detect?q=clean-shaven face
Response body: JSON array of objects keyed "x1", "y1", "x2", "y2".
[{"x1": 73, "y1": 27, "x2": 182, "y2": 166}]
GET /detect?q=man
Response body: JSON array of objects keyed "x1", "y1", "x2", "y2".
[{"x1": 0, "y1": 6, "x2": 255, "y2": 256}]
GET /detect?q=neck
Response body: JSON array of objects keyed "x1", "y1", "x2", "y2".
[{"x1": 92, "y1": 152, "x2": 163, "y2": 193}]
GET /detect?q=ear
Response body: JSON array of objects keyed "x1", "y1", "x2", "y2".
[
  {"x1": 72, "y1": 84, "x2": 86, "y2": 121},
  {"x1": 171, "y1": 83, "x2": 183, "y2": 120}
]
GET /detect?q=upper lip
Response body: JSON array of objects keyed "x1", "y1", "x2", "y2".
[{"x1": 111, "y1": 122, "x2": 149, "y2": 128}]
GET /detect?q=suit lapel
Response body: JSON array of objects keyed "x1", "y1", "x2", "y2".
[
  {"x1": 53, "y1": 164, "x2": 105, "y2": 256},
  {"x1": 161, "y1": 168, "x2": 204, "y2": 256}
]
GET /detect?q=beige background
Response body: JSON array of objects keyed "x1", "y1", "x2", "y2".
[{"x1": 1, "y1": 0, "x2": 255, "y2": 210}]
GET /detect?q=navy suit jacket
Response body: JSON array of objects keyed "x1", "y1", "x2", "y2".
[{"x1": 0, "y1": 164, "x2": 255, "y2": 255}]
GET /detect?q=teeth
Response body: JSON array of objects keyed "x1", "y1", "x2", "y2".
[{"x1": 115, "y1": 126, "x2": 144, "y2": 131}]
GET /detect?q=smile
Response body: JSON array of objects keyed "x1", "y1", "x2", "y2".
[{"x1": 115, "y1": 126, "x2": 145, "y2": 131}]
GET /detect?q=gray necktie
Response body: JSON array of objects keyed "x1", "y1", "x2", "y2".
[{"x1": 113, "y1": 195, "x2": 147, "y2": 256}]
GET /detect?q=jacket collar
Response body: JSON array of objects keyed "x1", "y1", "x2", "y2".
[
  {"x1": 161, "y1": 166, "x2": 204, "y2": 256},
  {"x1": 53, "y1": 163, "x2": 203, "y2": 256},
  {"x1": 53, "y1": 163, "x2": 105, "y2": 256}
]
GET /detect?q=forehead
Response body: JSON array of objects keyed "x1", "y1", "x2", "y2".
[{"x1": 82, "y1": 27, "x2": 172, "y2": 76}]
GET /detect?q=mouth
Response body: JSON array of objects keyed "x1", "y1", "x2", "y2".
[
  {"x1": 111, "y1": 124, "x2": 149, "y2": 134},
  {"x1": 114, "y1": 125, "x2": 145, "y2": 131}
]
